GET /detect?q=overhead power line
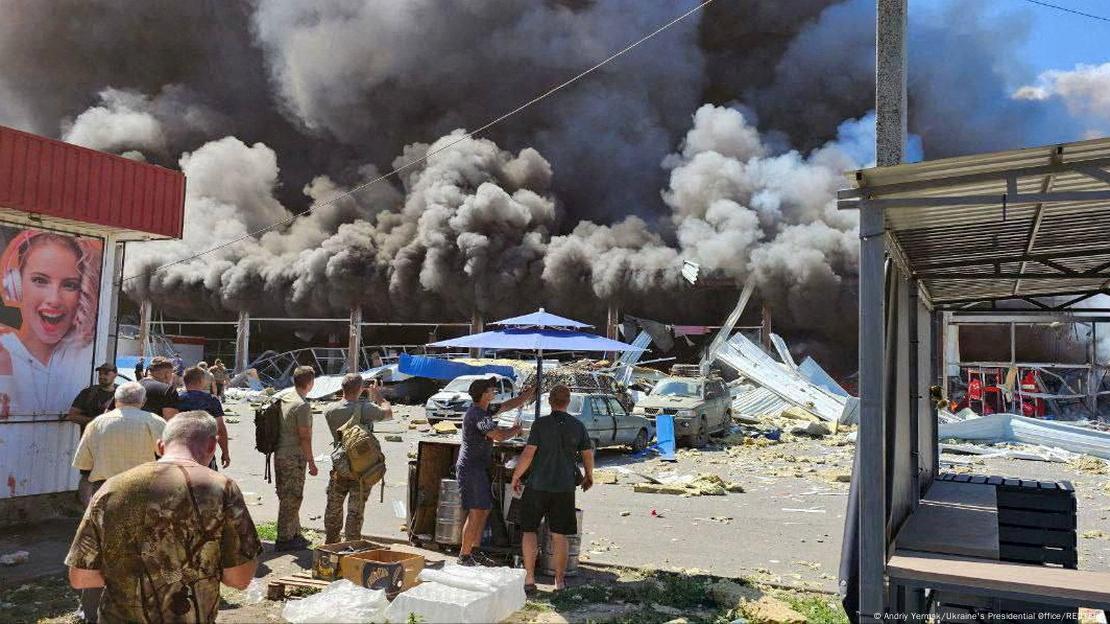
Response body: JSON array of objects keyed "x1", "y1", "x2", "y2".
[
  {"x1": 123, "y1": 0, "x2": 718, "y2": 283},
  {"x1": 1020, "y1": 0, "x2": 1110, "y2": 23}
]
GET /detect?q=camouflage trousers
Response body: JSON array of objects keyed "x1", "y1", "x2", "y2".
[
  {"x1": 274, "y1": 450, "x2": 307, "y2": 542},
  {"x1": 323, "y1": 471, "x2": 371, "y2": 544}
]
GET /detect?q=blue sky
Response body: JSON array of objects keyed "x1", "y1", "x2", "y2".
[{"x1": 915, "y1": 0, "x2": 1109, "y2": 78}]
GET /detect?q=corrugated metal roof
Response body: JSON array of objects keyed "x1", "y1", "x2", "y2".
[
  {"x1": 0, "y1": 125, "x2": 185, "y2": 240},
  {"x1": 840, "y1": 137, "x2": 1110, "y2": 305}
]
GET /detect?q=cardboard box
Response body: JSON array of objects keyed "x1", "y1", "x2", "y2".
[
  {"x1": 312, "y1": 540, "x2": 380, "y2": 580},
  {"x1": 340, "y1": 549, "x2": 425, "y2": 598}
]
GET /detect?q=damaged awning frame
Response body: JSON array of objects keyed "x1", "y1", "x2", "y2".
[{"x1": 839, "y1": 136, "x2": 1110, "y2": 619}]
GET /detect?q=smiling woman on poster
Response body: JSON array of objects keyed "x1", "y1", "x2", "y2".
[{"x1": 0, "y1": 229, "x2": 102, "y2": 418}]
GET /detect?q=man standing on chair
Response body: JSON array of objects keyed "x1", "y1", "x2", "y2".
[
  {"x1": 455, "y1": 377, "x2": 532, "y2": 566},
  {"x1": 511, "y1": 384, "x2": 594, "y2": 592}
]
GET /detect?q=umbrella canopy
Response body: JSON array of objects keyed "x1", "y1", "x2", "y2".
[
  {"x1": 428, "y1": 327, "x2": 639, "y2": 352},
  {"x1": 489, "y1": 308, "x2": 591, "y2": 329}
]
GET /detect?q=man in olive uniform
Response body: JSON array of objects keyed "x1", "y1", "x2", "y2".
[
  {"x1": 66, "y1": 411, "x2": 261, "y2": 623},
  {"x1": 322, "y1": 374, "x2": 392, "y2": 543},
  {"x1": 274, "y1": 366, "x2": 317, "y2": 551}
]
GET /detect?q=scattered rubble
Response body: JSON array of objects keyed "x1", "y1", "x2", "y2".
[
  {"x1": 633, "y1": 473, "x2": 743, "y2": 496},
  {"x1": 739, "y1": 596, "x2": 807, "y2": 624},
  {"x1": 384, "y1": 434, "x2": 403, "y2": 442},
  {"x1": 433, "y1": 421, "x2": 458, "y2": 434},
  {"x1": 593, "y1": 470, "x2": 618, "y2": 485},
  {"x1": 0, "y1": 551, "x2": 29, "y2": 566}
]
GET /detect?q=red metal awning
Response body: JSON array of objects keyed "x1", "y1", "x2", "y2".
[{"x1": 0, "y1": 125, "x2": 184, "y2": 240}]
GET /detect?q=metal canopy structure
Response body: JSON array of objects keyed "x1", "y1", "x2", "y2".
[
  {"x1": 839, "y1": 137, "x2": 1110, "y2": 308},
  {"x1": 839, "y1": 135, "x2": 1110, "y2": 620}
]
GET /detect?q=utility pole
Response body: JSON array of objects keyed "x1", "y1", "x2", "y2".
[
  {"x1": 858, "y1": 0, "x2": 906, "y2": 620},
  {"x1": 235, "y1": 311, "x2": 251, "y2": 373},
  {"x1": 348, "y1": 306, "x2": 363, "y2": 373}
]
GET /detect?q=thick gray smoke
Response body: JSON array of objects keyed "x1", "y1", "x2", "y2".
[
  {"x1": 251, "y1": 0, "x2": 705, "y2": 223},
  {"x1": 2, "y1": 0, "x2": 1107, "y2": 371}
]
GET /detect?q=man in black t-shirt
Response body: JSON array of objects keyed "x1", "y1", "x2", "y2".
[
  {"x1": 511, "y1": 385, "x2": 594, "y2": 593},
  {"x1": 68, "y1": 363, "x2": 118, "y2": 434},
  {"x1": 68, "y1": 362, "x2": 119, "y2": 508},
  {"x1": 137, "y1": 356, "x2": 179, "y2": 420}
]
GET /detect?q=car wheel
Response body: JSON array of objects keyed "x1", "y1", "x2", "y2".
[
  {"x1": 693, "y1": 417, "x2": 709, "y2": 448},
  {"x1": 630, "y1": 428, "x2": 649, "y2": 452}
]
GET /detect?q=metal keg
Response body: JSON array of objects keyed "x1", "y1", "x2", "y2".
[
  {"x1": 539, "y1": 508, "x2": 583, "y2": 577},
  {"x1": 434, "y1": 479, "x2": 465, "y2": 545}
]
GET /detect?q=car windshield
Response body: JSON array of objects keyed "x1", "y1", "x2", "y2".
[
  {"x1": 652, "y1": 380, "x2": 701, "y2": 397},
  {"x1": 443, "y1": 377, "x2": 479, "y2": 393}
]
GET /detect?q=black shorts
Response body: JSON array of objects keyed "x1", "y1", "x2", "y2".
[{"x1": 519, "y1": 488, "x2": 578, "y2": 535}]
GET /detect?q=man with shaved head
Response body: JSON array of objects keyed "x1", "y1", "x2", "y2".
[{"x1": 67, "y1": 411, "x2": 261, "y2": 623}]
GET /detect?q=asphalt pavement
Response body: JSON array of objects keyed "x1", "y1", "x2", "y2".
[{"x1": 220, "y1": 401, "x2": 848, "y2": 591}]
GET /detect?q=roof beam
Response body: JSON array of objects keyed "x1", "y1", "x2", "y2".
[
  {"x1": 1013, "y1": 166, "x2": 1059, "y2": 296},
  {"x1": 1078, "y1": 166, "x2": 1110, "y2": 186},
  {"x1": 931, "y1": 286, "x2": 1110, "y2": 306},
  {"x1": 845, "y1": 189, "x2": 1110, "y2": 209},
  {"x1": 923, "y1": 272, "x2": 1110, "y2": 280},
  {"x1": 839, "y1": 154, "x2": 1110, "y2": 201},
  {"x1": 913, "y1": 246, "x2": 1110, "y2": 272}
]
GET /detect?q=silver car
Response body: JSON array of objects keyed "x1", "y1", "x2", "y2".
[{"x1": 498, "y1": 391, "x2": 654, "y2": 452}]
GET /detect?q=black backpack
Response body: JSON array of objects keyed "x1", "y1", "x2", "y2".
[{"x1": 254, "y1": 398, "x2": 284, "y2": 483}]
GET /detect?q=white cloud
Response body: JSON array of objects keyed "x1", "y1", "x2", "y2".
[{"x1": 1015, "y1": 63, "x2": 1110, "y2": 123}]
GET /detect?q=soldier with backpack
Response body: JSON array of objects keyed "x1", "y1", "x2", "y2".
[
  {"x1": 274, "y1": 366, "x2": 316, "y2": 551},
  {"x1": 322, "y1": 374, "x2": 392, "y2": 544}
]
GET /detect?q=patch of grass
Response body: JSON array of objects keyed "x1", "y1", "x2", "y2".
[
  {"x1": 548, "y1": 583, "x2": 613, "y2": 611},
  {"x1": 778, "y1": 593, "x2": 849, "y2": 624},
  {"x1": 0, "y1": 574, "x2": 80, "y2": 624},
  {"x1": 256, "y1": 521, "x2": 278, "y2": 542},
  {"x1": 521, "y1": 600, "x2": 554, "y2": 612}
]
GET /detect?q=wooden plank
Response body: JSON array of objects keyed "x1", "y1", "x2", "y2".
[{"x1": 889, "y1": 552, "x2": 1110, "y2": 607}]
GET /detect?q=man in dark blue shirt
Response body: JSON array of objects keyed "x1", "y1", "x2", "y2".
[
  {"x1": 455, "y1": 377, "x2": 533, "y2": 567},
  {"x1": 176, "y1": 366, "x2": 230, "y2": 469},
  {"x1": 511, "y1": 384, "x2": 594, "y2": 592}
]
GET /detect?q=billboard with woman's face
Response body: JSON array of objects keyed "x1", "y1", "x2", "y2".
[{"x1": 0, "y1": 226, "x2": 102, "y2": 418}]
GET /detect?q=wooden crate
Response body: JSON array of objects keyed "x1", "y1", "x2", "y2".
[{"x1": 266, "y1": 573, "x2": 330, "y2": 600}]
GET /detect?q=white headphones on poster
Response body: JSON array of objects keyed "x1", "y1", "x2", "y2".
[{"x1": 0, "y1": 231, "x2": 35, "y2": 306}]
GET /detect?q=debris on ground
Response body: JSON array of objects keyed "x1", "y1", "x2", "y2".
[
  {"x1": 788, "y1": 421, "x2": 831, "y2": 437},
  {"x1": 0, "y1": 551, "x2": 29, "y2": 566},
  {"x1": 593, "y1": 470, "x2": 618, "y2": 485},
  {"x1": 740, "y1": 596, "x2": 807, "y2": 624},
  {"x1": 433, "y1": 421, "x2": 458, "y2": 434},
  {"x1": 708, "y1": 579, "x2": 762, "y2": 611},
  {"x1": 384, "y1": 434, "x2": 404, "y2": 442},
  {"x1": 1073, "y1": 455, "x2": 1110, "y2": 475},
  {"x1": 1081, "y1": 529, "x2": 1108, "y2": 540},
  {"x1": 633, "y1": 473, "x2": 743, "y2": 496}
]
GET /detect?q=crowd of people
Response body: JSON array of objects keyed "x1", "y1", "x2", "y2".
[{"x1": 60, "y1": 357, "x2": 595, "y2": 621}]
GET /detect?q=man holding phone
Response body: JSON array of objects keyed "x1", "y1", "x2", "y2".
[{"x1": 511, "y1": 384, "x2": 594, "y2": 593}]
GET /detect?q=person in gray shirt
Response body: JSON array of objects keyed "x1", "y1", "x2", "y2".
[{"x1": 322, "y1": 374, "x2": 392, "y2": 543}]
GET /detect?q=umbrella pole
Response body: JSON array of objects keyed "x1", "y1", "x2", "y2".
[{"x1": 535, "y1": 349, "x2": 543, "y2": 422}]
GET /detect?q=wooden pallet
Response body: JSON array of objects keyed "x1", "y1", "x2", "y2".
[{"x1": 266, "y1": 572, "x2": 330, "y2": 600}]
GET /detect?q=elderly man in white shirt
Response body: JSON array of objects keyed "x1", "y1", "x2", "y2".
[
  {"x1": 70, "y1": 381, "x2": 165, "y2": 623},
  {"x1": 72, "y1": 381, "x2": 166, "y2": 501}
]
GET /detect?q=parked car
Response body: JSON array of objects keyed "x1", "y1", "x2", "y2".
[
  {"x1": 632, "y1": 376, "x2": 731, "y2": 447},
  {"x1": 498, "y1": 390, "x2": 654, "y2": 452},
  {"x1": 424, "y1": 374, "x2": 516, "y2": 424}
]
